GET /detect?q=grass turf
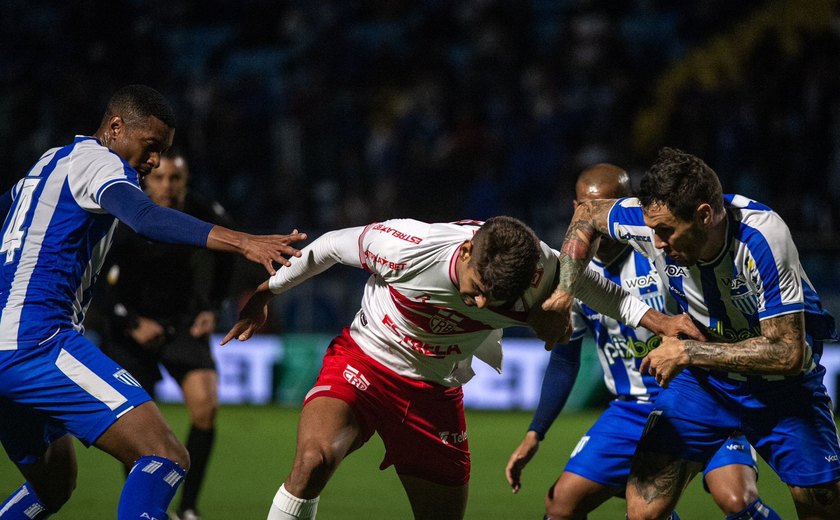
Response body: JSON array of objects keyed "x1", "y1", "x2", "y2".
[{"x1": 0, "y1": 405, "x2": 798, "y2": 519}]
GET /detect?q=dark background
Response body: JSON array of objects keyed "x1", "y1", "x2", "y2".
[{"x1": 3, "y1": 0, "x2": 840, "y2": 331}]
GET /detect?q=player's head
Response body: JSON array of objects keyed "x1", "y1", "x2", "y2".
[
  {"x1": 574, "y1": 163, "x2": 632, "y2": 261},
  {"x1": 638, "y1": 147, "x2": 725, "y2": 266},
  {"x1": 456, "y1": 216, "x2": 540, "y2": 308},
  {"x1": 96, "y1": 85, "x2": 176, "y2": 179},
  {"x1": 144, "y1": 149, "x2": 189, "y2": 209}
]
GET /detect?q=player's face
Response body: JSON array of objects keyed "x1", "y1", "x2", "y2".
[
  {"x1": 458, "y1": 264, "x2": 496, "y2": 308},
  {"x1": 144, "y1": 157, "x2": 188, "y2": 208},
  {"x1": 110, "y1": 115, "x2": 174, "y2": 179},
  {"x1": 643, "y1": 202, "x2": 706, "y2": 266}
]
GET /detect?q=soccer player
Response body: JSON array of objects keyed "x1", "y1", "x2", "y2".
[
  {"x1": 0, "y1": 85, "x2": 305, "y2": 520},
  {"x1": 541, "y1": 148, "x2": 840, "y2": 519},
  {"x1": 99, "y1": 150, "x2": 234, "y2": 520},
  {"x1": 222, "y1": 216, "x2": 706, "y2": 520},
  {"x1": 505, "y1": 164, "x2": 779, "y2": 520}
]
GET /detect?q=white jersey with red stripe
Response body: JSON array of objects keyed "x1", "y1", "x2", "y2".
[{"x1": 269, "y1": 219, "x2": 559, "y2": 386}]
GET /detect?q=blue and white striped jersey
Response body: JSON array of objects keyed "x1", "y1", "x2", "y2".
[
  {"x1": 606, "y1": 193, "x2": 836, "y2": 375},
  {"x1": 571, "y1": 248, "x2": 673, "y2": 400},
  {"x1": 0, "y1": 136, "x2": 141, "y2": 350}
]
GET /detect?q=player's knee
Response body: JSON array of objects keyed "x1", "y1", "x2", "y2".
[
  {"x1": 189, "y1": 402, "x2": 217, "y2": 430},
  {"x1": 544, "y1": 481, "x2": 581, "y2": 519},
  {"x1": 293, "y1": 444, "x2": 340, "y2": 483},
  {"x1": 148, "y1": 436, "x2": 191, "y2": 471},
  {"x1": 712, "y1": 488, "x2": 757, "y2": 516}
]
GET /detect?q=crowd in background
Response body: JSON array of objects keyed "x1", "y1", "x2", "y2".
[{"x1": 3, "y1": 0, "x2": 840, "y2": 331}]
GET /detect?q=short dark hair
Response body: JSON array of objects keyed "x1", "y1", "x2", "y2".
[
  {"x1": 639, "y1": 147, "x2": 724, "y2": 221},
  {"x1": 101, "y1": 84, "x2": 176, "y2": 129},
  {"x1": 471, "y1": 216, "x2": 540, "y2": 303}
]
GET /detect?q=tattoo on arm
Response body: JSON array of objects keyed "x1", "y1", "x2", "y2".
[
  {"x1": 683, "y1": 313, "x2": 806, "y2": 375},
  {"x1": 556, "y1": 199, "x2": 615, "y2": 293}
]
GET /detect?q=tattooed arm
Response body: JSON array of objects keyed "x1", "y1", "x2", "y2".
[
  {"x1": 538, "y1": 199, "x2": 618, "y2": 348},
  {"x1": 641, "y1": 312, "x2": 807, "y2": 387}
]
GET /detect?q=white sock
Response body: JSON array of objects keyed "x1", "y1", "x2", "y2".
[{"x1": 266, "y1": 484, "x2": 319, "y2": 520}]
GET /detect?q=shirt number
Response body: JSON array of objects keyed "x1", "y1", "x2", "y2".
[{"x1": 1, "y1": 178, "x2": 41, "y2": 264}]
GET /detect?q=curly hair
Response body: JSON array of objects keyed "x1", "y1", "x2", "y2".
[
  {"x1": 471, "y1": 216, "x2": 540, "y2": 303},
  {"x1": 101, "y1": 84, "x2": 176, "y2": 129},
  {"x1": 639, "y1": 147, "x2": 724, "y2": 221}
]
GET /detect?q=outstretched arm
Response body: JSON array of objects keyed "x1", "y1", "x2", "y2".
[
  {"x1": 505, "y1": 342, "x2": 582, "y2": 493},
  {"x1": 221, "y1": 226, "x2": 367, "y2": 344},
  {"x1": 100, "y1": 183, "x2": 306, "y2": 274}
]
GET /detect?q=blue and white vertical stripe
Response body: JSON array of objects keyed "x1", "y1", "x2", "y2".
[{"x1": 0, "y1": 137, "x2": 140, "y2": 350}]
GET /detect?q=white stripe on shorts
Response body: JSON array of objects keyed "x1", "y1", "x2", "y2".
[{"x1": 55, "y1": 348, "x2": 127, "y2": 410}]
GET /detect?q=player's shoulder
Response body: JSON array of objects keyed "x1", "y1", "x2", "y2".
[{"x1": 725, "y1": 193, "x2": 788, "y2": 230}]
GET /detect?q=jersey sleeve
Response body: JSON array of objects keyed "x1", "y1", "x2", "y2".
[
  {"x1": 69, "y1": 142, "x2": 141, "y2": 213},
  {"x1": 740, "y1": 211, "x2": 805, "y2": 319},
  {"x1": 607, "y1": 197, "x2": 658, "y2": 258},
  {"x1": 268, "y1": 226, "x2": 366, "y2": 294}
]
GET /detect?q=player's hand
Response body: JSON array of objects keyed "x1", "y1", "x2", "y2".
[
  {"x1": 506, "y1": 431, "x2": 541, "y2": 493},
  {"x1": 240, "y1": 230, "x2": 307, "y2": 275},
  {"x1": 640, "y1": 336, "x2": 691, "y2": 388},
  {"x1": 190, "y1": 310, "x2": 217, "y2": 339},
  {"x1": 220, "y1": 295, "x2": 270, "y2": 345},
  {"x1": 130, "y1": 317, "x2": 165, "y2": 349},
  {"x1": 650, "y1": 312, "x2": 708, "y2": 342},
  {"x1": 533, "y1": 290, "x2": 575, "y2": 350}
]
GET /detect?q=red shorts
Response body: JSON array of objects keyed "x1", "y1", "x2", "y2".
[{"x1": 304, "y1": 328, "x2": 470, "y2": 486}]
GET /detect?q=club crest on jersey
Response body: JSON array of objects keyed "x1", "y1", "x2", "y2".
[
  {"x1": 430, "y1": 310, "x2": 464, "y2": 334},
  {"x1": 113, "y1": 369, "x2": 142, "y2": 388},
  {"x1": 343, "y1": 364, "x2": 370, "y2": 391}
]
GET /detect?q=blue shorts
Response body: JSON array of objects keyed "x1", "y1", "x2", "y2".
[
  {"x1": 564, "y1": 399, "x2": 756, "y2": 489},
  {"x1": 638, "y1": 366, "x2": 840, "y2": 486},
  {"x1": 0, "y1": 330, "x2": 151, "y2": 464}
]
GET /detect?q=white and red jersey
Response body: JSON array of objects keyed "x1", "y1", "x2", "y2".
[{"x1": 268, "y1": 219, "x2": 559, "y2": 386}]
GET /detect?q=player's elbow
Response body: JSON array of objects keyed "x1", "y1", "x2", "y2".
[{"x1": 778, "y1": 344, "x2": 805, "y2": 375}]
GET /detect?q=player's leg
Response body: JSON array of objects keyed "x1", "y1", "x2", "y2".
[
  {"x1": 626, "y1": 452, "x2": 701, "y2": 520},
  {"x1": 546, "y1": 472, "x2": 619, "y2": 519},
  {"x1": 176, "y1": 366, "x2": 219, "y2": 517},
  {"x1": 0, "y1": 432, "x2": 77, "y2": 518},
  {"x1": 268, "y1": 396, "x2": 365, "y2": 520},
  {"x1": 703, "y1": 436, "x2": 781, "y2": 519},
  {"x1": 94, "y1": 400, "x2": 190, "y2": 519},
  {"x1": 788, "y1": 481, "x2": 840, "y2": 519},
  {"x1": 399, "y1": 474, "x2": 467, "y2": 520}
]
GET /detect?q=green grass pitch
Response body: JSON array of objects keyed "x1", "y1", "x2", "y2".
[{"x1": 0, "y1": 405, "x2": 798, "y2": 518}]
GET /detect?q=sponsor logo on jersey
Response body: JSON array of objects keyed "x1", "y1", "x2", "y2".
[
  {"x1": 826, "y1": 455, "x2": 838, "y2": 463},
  {"x1": 371, "y1": 224, "x2": 423, "y2": 244},
  {"x1": 708, "y1": 323, "x2": 761, "y2": 342},
  {"x1": 726, "y1": 442, "x2": 745, "y2": 451},
  {"x1": 624, "y1": 274, "x2": 658, "y2": 290},
  {"x1": 664, "y1": 265, "x2": 689, "y2": 277},
  {"x1": 343, "y1": 364, "x2": 370, "y2": 391},
  {"x1": 618, "y1": 230, "x2": 651, "y2": 242},
  {"x1": 113, "y1": 369, "x2": 142, "y2": 388},
  {"x1": 364, "y1": 249, "x2": 407, "y2": 271},
  {"x1": 439, "y1": 430, "x2": 468, "y2": 445}
]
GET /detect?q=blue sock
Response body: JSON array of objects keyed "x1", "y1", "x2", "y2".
[
  {"x1": 671, "y1": 511, "x2": 680, "y2": 520},
  {"x1": 725, "y1": 497, "x2": 781, "y2": 520},
  {"x1": 118, "y1": 455, "x2": 186, "y2": 520},
  {"x1": 0, "y1": 482, "x2": 51, "y2": 519}
]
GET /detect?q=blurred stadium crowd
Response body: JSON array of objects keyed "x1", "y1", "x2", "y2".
[{"x1": 3, "y1": 0, "x2": 840, "y2": 331}]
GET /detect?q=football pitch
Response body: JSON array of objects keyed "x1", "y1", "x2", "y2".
[{"x1": 0, "y1": 405, "x2": 798, "y2": 519}]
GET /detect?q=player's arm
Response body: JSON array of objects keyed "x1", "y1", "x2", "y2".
[
  {"x1": 221, "y1": 226, "x2": 366, "y2": 344},
  {"x1": 506, "y1": 340, "x2": 582, "y2": 493},
  {"x1": 99, "y1": 183, "x2": 305, "y2": 274},
  {"x1": 539, "y1": 199, "x2": 618, "y2": 346},
  {"x1": 642, "y1": 312, "x2": 807, "y2": 387}
]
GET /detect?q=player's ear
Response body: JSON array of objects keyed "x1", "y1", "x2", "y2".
[
  {"x1": 459, "y1": 240, "x2": 473, "y2": 261},
  {"x1": 696, "y1": 203, "x2": 713, "y2": 225},
  {"x1": 109, "y1": 115, "x2": 125, "y2": 138}
]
